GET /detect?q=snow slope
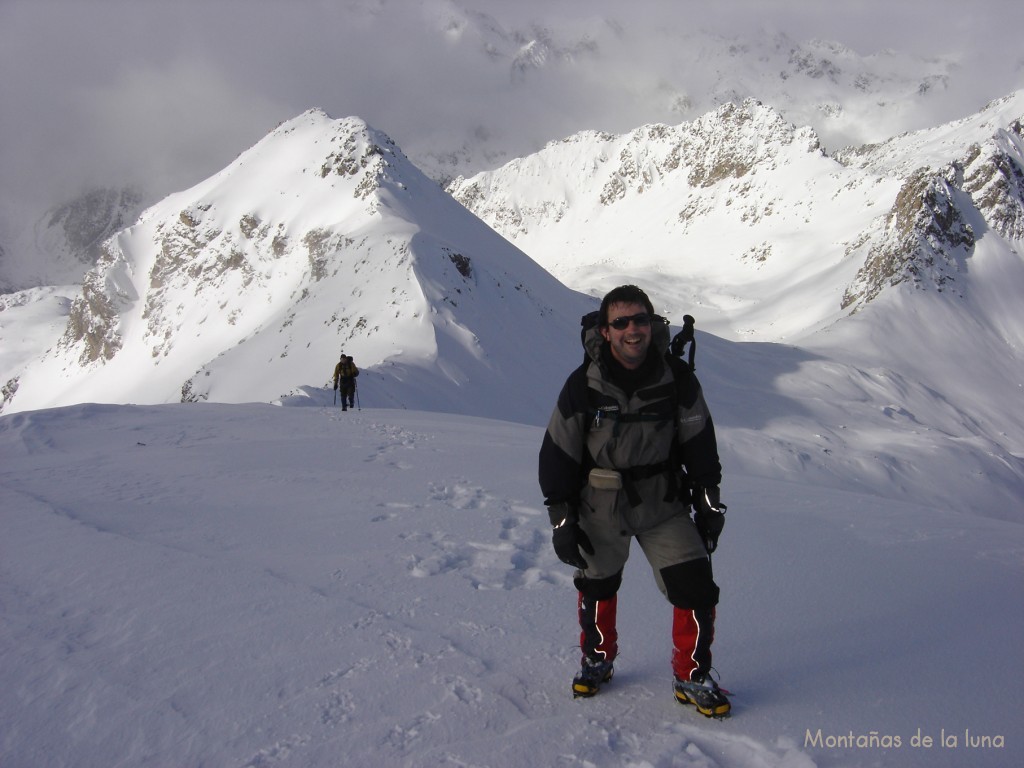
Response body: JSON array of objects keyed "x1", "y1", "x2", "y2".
[
  {"x1": 0, "y1": 286, "x2": 74, "y2": 400},
  {"x1": 1, "y1": 403, "x2": 1021, "y2": 767}
]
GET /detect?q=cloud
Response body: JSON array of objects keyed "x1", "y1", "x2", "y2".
[
  {"x1": 76, "y1": 58, "x2": 285, "y2": 192},
  {"x1": 1, "y1": 0, "x2": 1022, "y2": 234}
]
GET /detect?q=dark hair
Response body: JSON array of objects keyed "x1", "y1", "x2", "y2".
[{"x1": 599, "y1": 285, "x2": 655, "y2": 325}]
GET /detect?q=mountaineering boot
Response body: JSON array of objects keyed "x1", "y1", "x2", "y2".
[
  {"x1": 572, "y1": 656, "x2": 614, "y2": 698},
  {"x1": 673, "y1": 672, "x2": 730, "y2": 718}
]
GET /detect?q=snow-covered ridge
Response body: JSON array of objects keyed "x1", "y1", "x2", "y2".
[{"x1": 449, "y1": 91, "x2": 1024, "y2": 336}]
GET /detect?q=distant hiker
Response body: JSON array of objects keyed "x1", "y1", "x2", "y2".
[
  {"x1": 333, "y1": 354, "x2": 359, "y2": 411},
  {"x1": 538, "y1": 284, "x2": 730, "y2": 717}
]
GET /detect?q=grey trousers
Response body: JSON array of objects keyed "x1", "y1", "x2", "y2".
[{"x1": 576, "y1": 506, "x2": 709, "y2": 598}]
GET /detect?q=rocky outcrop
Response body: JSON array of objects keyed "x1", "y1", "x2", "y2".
[{"x1": 842, "y1": 165, "x2": 975, "y2": 308}]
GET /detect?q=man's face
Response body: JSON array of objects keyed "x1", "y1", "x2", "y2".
[{"x1": 600, "y1": 301, "x2": 652, "y2": 370}]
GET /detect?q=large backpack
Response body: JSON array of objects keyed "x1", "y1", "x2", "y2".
[{"x1": 577, "y1": 310, "x2": 699, "y2": 505}]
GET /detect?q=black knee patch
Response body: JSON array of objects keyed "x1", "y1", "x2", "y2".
[
  {"x1": 574, "y1": 570, "x2": 623, "y2": 601},
  {"x1": 661, "y1": 558, "x2": 719, "y2": 609}
]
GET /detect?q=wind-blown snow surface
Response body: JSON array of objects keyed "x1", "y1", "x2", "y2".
[{"x1": 2, "y1": 402, "x2": 1021, "y2": 768}]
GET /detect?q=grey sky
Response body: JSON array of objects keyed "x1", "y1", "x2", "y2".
[{"x1": 1, "y1": 0, "x2": 1022, "y2": 229}]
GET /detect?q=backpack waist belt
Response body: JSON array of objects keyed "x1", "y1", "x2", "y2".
[{"x1": 617, "y1": 459, "x2": 678, "y2": 507}]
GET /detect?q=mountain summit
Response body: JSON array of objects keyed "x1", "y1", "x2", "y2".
[{"x1": 4, "y1": 110, "x2": 590, "y2": 422}]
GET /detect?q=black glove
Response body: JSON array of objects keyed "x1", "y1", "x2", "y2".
[
  {"x1": 548, "y1": 503, "x2": 594, "y2": 569},
  {"x1": 693, "y1": 486, "x2": 727, "y2": 554}
]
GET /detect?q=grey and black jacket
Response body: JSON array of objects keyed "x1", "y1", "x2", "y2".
[{"x1": 538, "y1": 317, "x2": 721, "y2": 535}]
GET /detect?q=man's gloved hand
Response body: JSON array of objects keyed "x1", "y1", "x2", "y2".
[
  {"x1": 693, "y1": 486, "x2": 727, "y2": 554},
  {"x1": 548, "y1": 503, "x2": 594, "y2": 569}
]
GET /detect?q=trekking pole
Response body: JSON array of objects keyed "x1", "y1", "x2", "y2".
[
  {"x1": 333, "y1": 387, "x2": 337, "y2": 406},
  {"x1": 355, "y1": 381, "x2": 361, "y2": 411}
]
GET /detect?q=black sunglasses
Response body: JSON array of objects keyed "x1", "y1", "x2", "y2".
[{"x1": 607, "y1": 312, "x2": 652, "y2": 330}]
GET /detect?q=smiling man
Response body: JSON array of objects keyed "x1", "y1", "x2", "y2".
[
  {"x1": 601, "y1": 300, "x2": 651, "y2": 369},
  {"x1": 538, "y1": 284, "x2": 730, "y2": 717}
]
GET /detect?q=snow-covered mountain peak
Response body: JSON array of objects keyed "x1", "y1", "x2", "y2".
[
  {"x1": 3, "y1": 111, "x2": 591, "y2": 422},
  {"x1": 455, "y1": 99, "x2": 820, "y2": 226},
  {"x1": 147, "y1": 109, "x2": 410, "y2": 232}
]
